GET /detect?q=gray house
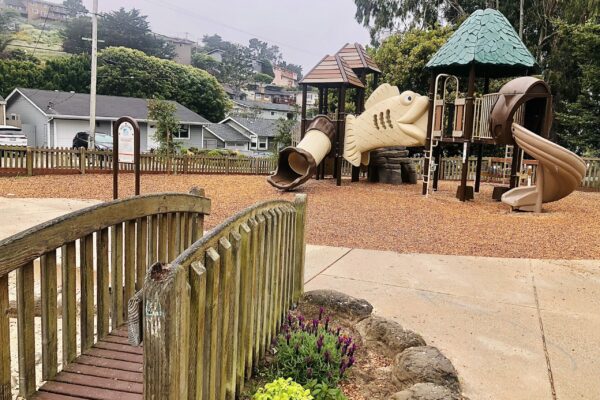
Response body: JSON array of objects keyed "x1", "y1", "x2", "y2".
[
  {"x1": 5, "y1": 88, "x2": 214, "y2": 151},
  {"x1": 222, "y1": 116, "x2": 290, "y2": 153},
  {"x1": 202, "y1": 123, "x2": 250, "y2": 151}
]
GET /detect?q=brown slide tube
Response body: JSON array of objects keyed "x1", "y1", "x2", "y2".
[{"x1": 267, "y1": 116, "x2": 336, "y2": 191}]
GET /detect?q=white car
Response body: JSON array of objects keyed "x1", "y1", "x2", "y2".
[{"x1": 0, "y1": 125, "x2": 27, "y2": 147}]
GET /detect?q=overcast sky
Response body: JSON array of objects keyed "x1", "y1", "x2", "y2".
[{"x1": 80, "y1": 0, "x2": 371, "y2": 71}]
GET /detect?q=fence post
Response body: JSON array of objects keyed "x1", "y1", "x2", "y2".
[
  {"x1": 226, "y1": 157, "x2": 230, "y2": 175},
  {"x1": 143, "y1": 262, "x2": 190, "y2": 399},
  {"x1": 79, "y1": 147, "x2": 86, "y2": 175},
  {"x1": 183, "y1": 155, "x2": 189, "y2": 175},
  {"x1": 26, "y1": 148, "x2": 33, "y2": 176},
  {"x1": 255, "y1": 159, "x2": 259, "y2": 175},
  {"x1": 293, "y1": 194, "x2": 307, "y2": 302}
]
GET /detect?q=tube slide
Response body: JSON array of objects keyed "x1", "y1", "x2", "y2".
[
  {"x1": 267, "y1": 116, "x2": 335, "y2": 190},
  {"x1": 501, "y1": 123, "x2": 587, "y2": 212}
]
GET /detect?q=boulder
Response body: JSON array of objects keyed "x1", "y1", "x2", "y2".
[
  {"x1": 392, "y1": 346, "x2": 460, "y2": 393},
  {"x1": 391, "y1": 383, "x2": 460, "y2": 400},
  {"x1": 357, "y1": 316, "x2": 425, "y2": 357},
  {"x1": 300, "y1": 290, "x2": 373, "y2": 321}
]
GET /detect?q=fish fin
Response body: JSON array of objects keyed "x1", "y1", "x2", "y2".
[
  {"x1": 343, "y1": 114, "x2": 361, "y2": 167},
  {"x1": 361, "y1": 151, "x2": 370, "y2": 166},
  {"x1": 365, "y1": 84, "x2": 400, "y2": 110}
]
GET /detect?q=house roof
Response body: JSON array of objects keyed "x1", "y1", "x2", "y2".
[
  {"x1": 425, "y1": 9, "x2": 538, "y2": 77},
  {"x1": 8, "y1": 88, "x2": 210, "y2": 124},
  {"x1": 233, "y1": 99, "x2": 296, "y2": 112},
  {"x1": 225, "y1": 116, "x2": 298, "y2": 139},
  {"x1": 336, "y1": 43, "x2": 381, "y2": 74},
  {"x1": 300, "y1": 55, "x2": 365, "y2": 88},
  {"x1": 204, "y1": 123, "x2": 250, "y2": 142}
]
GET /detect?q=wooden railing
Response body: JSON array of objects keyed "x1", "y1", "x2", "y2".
[
  {"x1": 142, "y1": 194, "x2": 307, "y2": 399},
  {"x1": 0, "y1": 190, "x2": 211, "y2": 398},
  {"x1": 0, "y1": 146, "x2": 276, "y2": 176}
]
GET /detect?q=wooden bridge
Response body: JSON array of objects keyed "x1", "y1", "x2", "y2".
[{"x1": 0, "y1": 190, "x2": 307, "y2": 399}]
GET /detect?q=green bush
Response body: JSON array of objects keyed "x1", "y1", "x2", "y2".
[
  {"x1": 305, "y1": 381, "x2": 347, "y2": 400},
  {"x1": 273, "y1": 311, "x2": 356, "y2": 386},
  {"x1": 206, "y1": 149, "x2": 223, "y2": 157},
  {"x1": 253, "y1": 378, "x2": 313, "y2": 400}
]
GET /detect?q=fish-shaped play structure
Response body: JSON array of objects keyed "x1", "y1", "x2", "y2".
[{"x1": 267, "y1": 84, "x2": 430, "y2": 190}]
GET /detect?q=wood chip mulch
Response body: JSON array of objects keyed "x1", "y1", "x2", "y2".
[{"x1": 1, "y1": 174, "x2": 599, "y2": 259}]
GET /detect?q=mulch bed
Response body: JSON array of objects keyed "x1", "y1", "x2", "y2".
[{"x1": 0, "y1": 174, "x2": 599, "y2": 259}]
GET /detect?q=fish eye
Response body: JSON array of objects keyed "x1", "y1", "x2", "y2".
[{"x1": 406, "y1": 95, "x2": 413, "y2": 102}]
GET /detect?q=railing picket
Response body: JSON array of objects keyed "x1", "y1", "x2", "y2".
[
  {"x1": 80, "y1": 234, "x2": 95, "y2": 352},
  {"x1": 293, "y1": 195, "x2": 307, "y2": 301},
  {"x1": 148, "y1": 215, "x2": 158, "y2": 265},
  {"x1": 97, "y1": 228, "x2": 110, "y2": 338},
  {"x1": 168, "y1": 213, "x2": 178, "y2": 262},
  {"x1": 254, "y1": 214, "x2": 266, "y2": 362},
  {"x1": 217, "y1": 237, "x2": 233, "y2": 400},
  {"x1": 111, "y1": 223, "x2": 124, "y2": 329},
  {"x1": 136, "y1": 217, "x2": 148, "y2": 290},
  {"x1": 227, "y1": 231, "x2": 242, "y2": 399},
  {"x1": 124, "y1": 220, "x2": 136, "y2": 317},
  {"x1": 40, "y1": 251, "x2": 58, "y2": 381},
  {"x1": 245, "y1": 217, "x2": 259, "y2": 379},
  {"x1": 62, "y1": 242, "x2": 77, "y2": 366},
  {"x1": 236, "y1": 223, "x2": 251, "y2": 392},
  {"x1": 204, "y1": 248, "x2": 221, "y2": 400},
  {"x1": 17, "y1": 260, "x2": 35, "y2": 397},
  {"x1": 0, "y1": 274, "x2": 9, "y2": 400},
  {"x1": 188, "y1": 262, "x2": 207, "y2": 400},
  {"x1": 158, "y1": 214, "x2": 167, "y2": 263}
]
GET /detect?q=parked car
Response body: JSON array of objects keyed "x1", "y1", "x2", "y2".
[
  {"x1": 72, "y1": 131, "x2": 113, "y2": 150},
  {"x1": 0, "y1": 125, "x2": 27, "y2": 147}
]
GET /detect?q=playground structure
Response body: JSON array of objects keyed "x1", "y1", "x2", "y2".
[{"x1": 268, "y1": 9, "x2": 586, "y2": 213}]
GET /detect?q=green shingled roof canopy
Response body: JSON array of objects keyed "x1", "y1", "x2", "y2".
[{"x1": 425, "y1": 9, "x2": 538, "y2": 78}]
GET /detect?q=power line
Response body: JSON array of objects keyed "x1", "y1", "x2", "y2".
[
  {"x1": 31, "y1": 8, "x2": 51, "y2": 58},
  {"x1": 140, "y1": 0, "x2": 321, "y2": 58}
]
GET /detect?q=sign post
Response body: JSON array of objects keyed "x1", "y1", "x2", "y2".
[{"x1": 113, "y1": 116, "x2": 141, "y2": 199}]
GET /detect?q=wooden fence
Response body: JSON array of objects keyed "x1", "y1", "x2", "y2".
[
  {"x1": 413, "y1": 156, "x2": 600, "y2": 190},
  {"x1": 0, "y1": 191, "x2": 211, "y2": 398},
  {"x1": 0, "y1": 146, "x2": 277, "y2": 176},
  {"x1": 142, "y1": 194, "x2": 307, "y2": 399}
]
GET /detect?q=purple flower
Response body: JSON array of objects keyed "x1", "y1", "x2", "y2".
[
  {"x1": 319, "y1": 307, "x2": 324, "y2": 320},
  {"x1": 285, "y1": 333, "x2": 291, "y2": 345},
  {"x1": 347, "y1": 356, "x2": 355, "y2": 368},
  {"x1": 324, "y1": 350, "x2": 331, "y2": 363},
  {"x1": 316, "y1": 335, "x2": 324, "y2": 352},
  {"x1": 305, "y1": 355, "x2": 313, "y2": 365},
  {"x1": 348, "y1": 343, "x2": 357, "y2": 357},
  {"x1": 325, "y1": 316, "x2": 330, "y2": 331},
  {"x1": 336, "y1": 327, "x2": 341, "y2": 336}
]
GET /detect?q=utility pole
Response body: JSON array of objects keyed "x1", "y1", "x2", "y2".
[{"x1": 88, "y1": 0, "x2": 98, "y2": 149}]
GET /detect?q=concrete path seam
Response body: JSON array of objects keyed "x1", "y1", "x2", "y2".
[
  {"x1": 318, "y1": 273, "x2": 540, "y2": 311},
  {"x1": 304, "y1": 248, "x2": 354, "y2": 284},
  {"x1": 531, "y1": 269, "x2": 557, "y2": 400}
]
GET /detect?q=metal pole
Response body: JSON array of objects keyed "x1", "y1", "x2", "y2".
[{"x1": 88, "y1": 0, "x2": 98, "y2": 149}]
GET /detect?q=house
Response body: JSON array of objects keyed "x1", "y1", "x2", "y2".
[
  {"x1": 295, "y1": 90, "x2": 318, "y2": 108},
  {"x1": 201, "y1": 123, "x2": 250, "y2": 151},
  {"x1": 1, "y1": 0, "x2": 69, "y2": 22},
  {"x1": 251, "y1": 85, "x2": 296, "y2": 105},
  {"x1": 159, "y1": 35, "x2": 196, "y2": 65},
  {"x1": 205, "y1": 49, "x2": 225, "y2": 63},
  {"x1": 222, "y1": 116, "x2": 297, "y2": 153},
  {"x1": 5, "y1": 88, "x2": 211, "y2": 151},
  {"x1": 0, "y1": 96, "x2": 5, "y2": 125},
  {"x1": 230, "y1": 99, "x2": 298, "y2": 120},
  {"x1": 272, "y1": 66, "x2": 298, "y2": 88}
]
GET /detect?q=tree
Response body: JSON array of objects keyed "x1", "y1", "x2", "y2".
[
  {"x1": 0, "y1": 59, "x2": 42, "y2": 97},
  {"x1": 41, "y1": 54, "x2": 91, "y2": 92},
  {"x1": 248, "y1": 38, "x2": 281, "y2": 65},
  {"x1": 98, "y1": 47, "x2": 231, "y2": 122},
  {"x1": 147, "y1": 99, "x2": 180, "y2": 155},
  {"x1": 191, "y1": 52, "x2": 221, "y2": 77},
  {"x1": 372, "y1": 26, "x2": 454, "y2": 94},
  {"x1": 278, "y1": 61, "x2": 303, "y2": 80},
  {"x1": 274, "y1": 117, "x2": 296, "y2": 150},
  {"x1": 547, "y1": 22, "x2": 600, "y2": 156},
  {"x1": 253, "y1": 72, "x2": 273, "y2": 84},
  {"x1": 63, "y1": 0, "x2": 88, "y2": 18},
  {"x1": 219, "y1": 44, "x2": 254, "y2": 96},
  {"x1": 0, "y1": 10, "x2": 17, "y2": 55},
  {"x1": 62, "y1": 8, "x2": 175, "y2": 59}
]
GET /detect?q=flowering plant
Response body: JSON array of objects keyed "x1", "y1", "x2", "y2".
[
  {"x1": 272, "y1": 308, "x2": 356, "y2": 386},
  {"x1": 253, "y1": 378, "x2": 313, "y2": 400}
]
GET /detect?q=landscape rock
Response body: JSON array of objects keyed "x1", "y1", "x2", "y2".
[
  {"x1": 392, "y1": 346, "x2": 460, "y2": 393},
  {"x1": 391, "y1": 382, "x2": 460, "y2": 400},
  {"x1": 357, "y1": 316, "x2": 426, "y2": 357},
  {"x1": 300, "y1": 290, "x2": 373, "y2": 321}
]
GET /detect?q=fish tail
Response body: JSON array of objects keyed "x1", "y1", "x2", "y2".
[{"x1": 343, "y1": 115, "x2": 361, "y2": 167}]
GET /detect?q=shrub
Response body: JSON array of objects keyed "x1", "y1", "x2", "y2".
[
  {"x1": 253, "y1": 378, "x2": 313, "y2": 400},
  {"x1": 206, "y1": 149, "x2": 222, "y2": 157},
  {"x1": 273, "y1": 309, "x2": 356, "y2": 386},
  {"x1": 305, "y1": 380, "x2": 347, "y2": 400}
]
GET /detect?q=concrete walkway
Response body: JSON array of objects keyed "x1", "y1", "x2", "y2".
[
  {"x1": 1, "y1": 198, "x2": 598, "y2": 399},
  {"x1": 305, "y1": 245, "x2": 600, "y2": 400}
]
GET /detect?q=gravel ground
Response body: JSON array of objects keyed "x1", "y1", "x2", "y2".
[{"x1": 0, "y1": 174, "x2": 598, "y2": 259}]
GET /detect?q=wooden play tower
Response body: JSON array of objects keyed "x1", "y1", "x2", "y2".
[
  {"x1": 421, "y1": 9, "x2": 548, "y2": 201},
  {"x1": 298, "y1": 43, "x2": 381, "y2": 185}
]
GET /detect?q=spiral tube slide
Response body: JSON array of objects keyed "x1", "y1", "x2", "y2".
[
  {"x1": 267, "y1": 116, "x2": 336, "y2": 191},
  {"x1": 501, "y1": 123, "x2": 587, "y2": 212}
]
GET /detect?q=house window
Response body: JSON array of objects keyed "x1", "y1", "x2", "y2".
[
  {"x1": 204, "y1": 139, "x2": 218, "y2": 149},
  {"x1": 258, "y1": 138, "x2": 268, "y2": 150},
  {"x1": 271, "y1": 111, "x2": 275, "y2": 116},
  {"x1": 173, "y1": 124, "x2": 190, "y2": 139},
  {"x1": 250, "y1": 136, "x2": 257, "y2": 149}
]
